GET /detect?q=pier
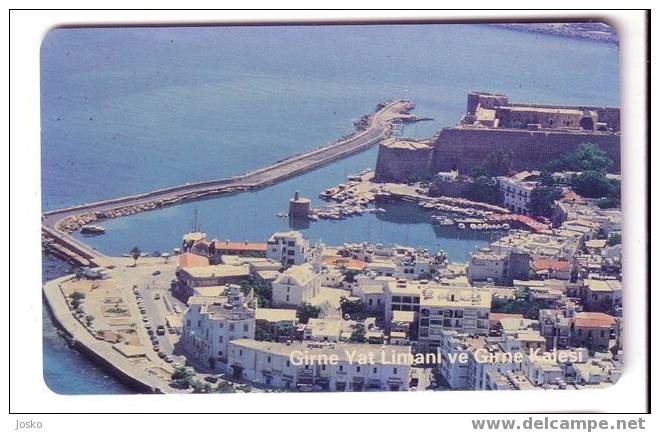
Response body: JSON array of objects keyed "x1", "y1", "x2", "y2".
[{"x1": 42, "y1": 100, "x2": 421, "y2": 266}]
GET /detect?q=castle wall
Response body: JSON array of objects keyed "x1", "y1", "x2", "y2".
[
  {"x1": 374, "y1": 142, "x2": 433, "y2": 183},
  {"x1": 430, "y1": 127, "x2": 621, "y2": 174}
]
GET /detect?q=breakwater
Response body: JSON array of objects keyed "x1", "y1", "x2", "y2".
[{"x1": 42, "y1": 100, "x2": 419, "y2": 266}]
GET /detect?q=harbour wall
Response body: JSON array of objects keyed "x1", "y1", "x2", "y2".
[{"x1": 430, "y1": 127, "x2": 621, "y2": 173}]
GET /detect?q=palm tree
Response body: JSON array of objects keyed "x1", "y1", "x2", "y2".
[{"x1": 130, "y1": 246, "x2": 141, "y2": 267}]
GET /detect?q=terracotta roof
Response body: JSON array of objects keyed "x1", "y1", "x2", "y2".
[
  {"x1": 562, "y1": 191, "x2": 585, "y2": 203},
  {"x1": 213, "y1": 240, "x2": 267, "y2": 252},
  {"x1": 322, "y1": 256, "x2": 369, "y2": 271},
  {"x1": 178, "y1": 252, "x2": 210, "y2": 268},
  {"x1": 574, "y1": 312, "x2": 616, "y2": 328},
  {"x1": 532, "y1": 259, "x2": 571, "y2": 272}
]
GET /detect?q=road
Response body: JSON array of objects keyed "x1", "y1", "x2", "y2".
[{"x1": 42, "y1": 100, "x2": 417, "y2": 266}]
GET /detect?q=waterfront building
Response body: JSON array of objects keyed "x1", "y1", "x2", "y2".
[
  {"x1": 266, "y1": 231, "x2": 323, "y2": 268},
  {"x1": 490, "y1": 231, "x2": 579, "y2": 261},
  {"x1": 181, "y1": 285, "x2": 255, "y2": 370},
  {"x1": 496, "y1": 175, "x2": 540, "y2": 215},
  {"x1": 227, "y1": 339, "x2": 413, "y2": 391},
  {"x1": 300, "y1": 317, "x2": 356, "y2": 342},
  {"x1": 271, "y1": 263, "x2": 321, "y2": 307},
  {"x1": 351, "y1": 274, "x2": 390, "y2": 314}
]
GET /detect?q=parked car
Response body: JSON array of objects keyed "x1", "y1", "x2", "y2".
[
  {"x1": 152, "y1": 345, "x2": 160, "y2": 352},
  {"x1": 164, "y1": 356, "x2": 173, "y2": 363},
  {"x1": 204, "y1": 375, "x2": 218, "y2": 384},
  {"x1": 152, "y1": 270, "x2": 161, "y2": 276},
  {"x1": 167, "y1": 327, "x2": 176, "y2": 335},
  {"x1": 156, "y1": 325, "x2": 166, "y2": 336},
  {"x1": 154, "y1": 293, "x2": 161, "y2": 300},
  {"x1": 158, "y1": 351, "x2": 167, "y2": 359}
]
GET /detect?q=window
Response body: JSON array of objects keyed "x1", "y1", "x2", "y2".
[
  {"x1": 402, "y1": 296, "x2": 412, "y2": 304},
  {"x1": 339, "y1": 365, "x2": 344, "y2": 372},
  {"x1": 321, "y1": 365, "x2": 326, "y2": 370},
  {"x1": 356, "y1": 366, "x2": 361, "y2": 372},
  {"x1": 392, "y1": 296, "x2": 401, "y2": 303},
  {"x1": 218, "y1": 336, "x2": 223, "y2": 343},
  {"x1": 267, "y1": 356, "x2": 271, "y2": 363},
  {"x1": 243, "y1": 324, "x2": 249, "y2": 332},
  {"x1": 287, "y1": 250, "x2": 295, "y2": 256},
  {"x1": 373, "y1": 367, "x2": 377, "y2": 374},
  {"x1": 218, "y1": 351, "x2": 223, "y2": 356},
  {"x1": 393, "y1": 368, "x2": 398, "y2": 375},
  {"x1": 239, "y1": 349, "x2": 243, "y2": 356},
  {"x1": 229, "y1": 323, "x2": 235, "y2": 331},
  {"x1": 286, "y1": 360, "x2": 290, "y2": 367},
  {"x1": 287, "y1": 259, "x2": 294, "y2": 265},
  {"x1": 197, "y1": 320, "x2": 201, "y2": 327},
  {"x1": 288, "y1": 241, "x2": 295, "y2": 247},
  {"x1": 420, "y1": 318, "x2": 429, "y2": 327}
]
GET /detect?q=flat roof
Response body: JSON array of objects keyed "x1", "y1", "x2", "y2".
[
  {"x1": 229, "y1": 339, "x2": 413, "y2": 365},
  {"x1": 182, "y1": 264, "x2": 250, "y2": 279},
  {"x1": 255, "y1": 308, "x2": 297, "y2": 322}
]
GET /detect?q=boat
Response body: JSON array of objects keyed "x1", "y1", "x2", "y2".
[
  {"x1": 81, "y1": 224, "x2": 105, "y2": 235},
  {"x1": 458, "y1": 223, "x2": 466, "y2": 229}
]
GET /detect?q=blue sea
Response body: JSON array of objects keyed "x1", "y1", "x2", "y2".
[{"x1": 40, "y1": 24, "x2": 619, "y2": 394}]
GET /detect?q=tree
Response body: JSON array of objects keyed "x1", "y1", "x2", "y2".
[
  {"x1": 544, "y1": 143, "x2": 613, "y2": 173},
  {"x1": 130, "y1": 246, "x2": 141, "y2": 267},
  {"x1": 608, "y1": 232, "x2": 622, "y2": 246},
  {"x1": 572, "y1": 170, "x2": 615, "y2": 198},
  {"x1": 349, "y1": 324, "x2": 367, "y2": 343},
  {"x1": 340, "y1": 297, "x2": 367, "y2": 321},
  {"x1": 69, "y1": 291, "x2": 86, "y2": 300},
  {"x1": 529, "y1": 186, "x2": 563, "y2": 217},
  {"x1": 239, "y1": 277, "x2": 272, "y2": 308},
  {"x1": 484, "y1": 149, "x2": 512, "y2": 177},
  {"x1": 465, "y1": 176, "x2": 503, "y2": 205},
  {"x1": 69, "y1": 265, "x2": 84, "y2": 280},
  {"x1": 343, "y1": 269, "x2": 361, "y2": 284},
  {"x1": 296, "y1": 302, "x2": 321, "y2": 324}
]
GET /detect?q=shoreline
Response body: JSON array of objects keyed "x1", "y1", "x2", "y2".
[{"x1": 42, "y1": 275, "x2": 169, "y2": 394}]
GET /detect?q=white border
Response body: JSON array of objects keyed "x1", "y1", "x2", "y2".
[{"x1": 8, "y1": 9, "x2": 649, "y2": 417}]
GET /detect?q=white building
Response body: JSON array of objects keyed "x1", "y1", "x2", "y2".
[
  {"x1": 181, "y1": 285, "x2": 255, "y2": 370},
  {"x1": 496, "y1": 176, "x2": 539, "y2": 215},
  {"x1": 271, "y1": 263, "x2": 321, "y2": 307},
  {"x1": 418, "y1": 285, "x2": 492, "y2": 348},
  {"x1": 266, "y1": 231, "x2": 323, "y2": 268},
  {"x1": 227, "y1": 340, "x2": 413, "y2": 391},
  {"x1": 467, "y1": 248, "x2": 509, "y2": 284},
  {"x1": 491, "y1": 230, "x2": 579, "y2": 261}
]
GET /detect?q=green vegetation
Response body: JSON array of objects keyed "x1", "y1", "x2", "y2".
[
  {"x1": 130, "y1": 246, "x2": 141, "y2": 267},
  {"x1": 608, "y1": 232, "x2": 622, "y2": 246},
  {"x1": 573, "y1": 170, "x2": 619, "y2": 199},
  {"x1": 529, "y1": 186, "x2": 563, "y2": 217},
  {"x1": 171, "y1": 366, "x2": 195, "y2": 389},
  {"x1": 239, "y1": 276, "x2": 273, "y2": 308},
  {"x1": 491, "y1": 287, "x2": 550, "y2": 320},
  {"x1": 191, "y1": 379, "x2": 212, "y2": 393},
  {"x1": 544, "y1": 142, "x2": 613, "y2": 173},
  {"x1": 468, "y1": 149, "x2": 512, "y2": 178},
  {"x1": 296, "y1": 302, "x2": 321, "y2": 324},
  {"x1": 349, "y1": 323, "x2": 367, "y2": 343},
  {"x1": 84, "y1": 315, "x2": 95, "y2": 326},
  {"x1": 216, "y1": 381, "x2": 236, "y2": 393},
  {"x1": 340, "y1": 297, "x2": 368, "y2": 321},
  {"x1": 69, "y1": 291, "x2": 86, "y2": 300},
  {"x1": 465, "y1": 176, "x2": 503, "y2": 205},
  {"x1": 342, "y1": 269, "x2": 361, "y2": 283}
]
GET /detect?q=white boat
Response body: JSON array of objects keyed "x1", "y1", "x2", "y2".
[
  {"x1": 458, "y1": 223, "x2": 466, "y2": 229},
  {"x1": 81, "y1": 224, "x2": 105, "y2": 234}
]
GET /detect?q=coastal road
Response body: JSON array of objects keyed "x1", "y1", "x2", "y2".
[{"x1": 42, "y1": 100, "x2": 417, "y2": 266}]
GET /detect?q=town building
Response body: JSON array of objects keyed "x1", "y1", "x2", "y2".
[
  {"x1": 266, "y1": 231, "x2": 323, "y2": 268},
  {"x1": 227, "y1": 340, "x2": 413, "y2": 391},
  {"x1": 255, "y1": 308, "x2": 298, "y2": 341},
  {"x1": 271, "y1": 264, "x2": 321, "y2": 307},
  {"x1": 175, "y1": 264, "x2": 250, "y2": 300},
  {"x1": 181, "y1": 285, "x2": 255, "y2": 370},
  {"x1": 496, "y1": 175, "x2": 539, "y2": 215}
]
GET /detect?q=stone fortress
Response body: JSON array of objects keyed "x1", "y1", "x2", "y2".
[{"x1": 374, "y1": 91, "x2": 621, "y2": 183}]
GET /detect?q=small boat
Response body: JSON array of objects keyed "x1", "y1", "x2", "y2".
[
  {"x1": 81, "y1": 224, "x2": 105, "y2": 234},
  {"x1": 458, "y1": 223, "x2": 466, "y2": 230}
]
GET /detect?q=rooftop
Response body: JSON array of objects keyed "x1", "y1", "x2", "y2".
[
  {"x1": 229, "y1": 339, "x2": 413, "y2": 365},
  {"x1": 255, "y1": 308, "x2": 297, "y2": 322}
]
